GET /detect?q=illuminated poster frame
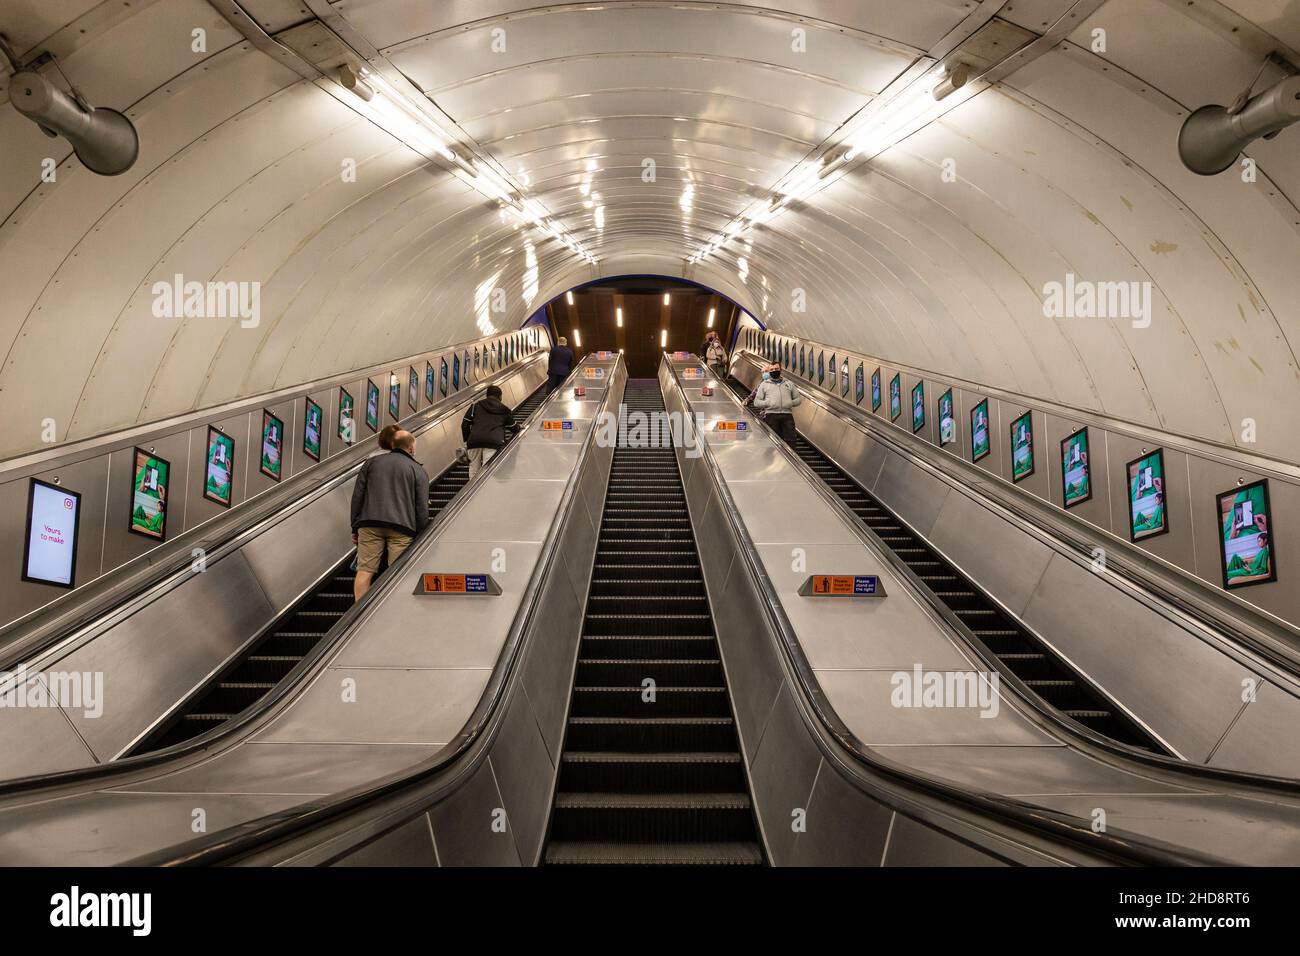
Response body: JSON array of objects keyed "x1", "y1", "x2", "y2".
[
  {"x1": 365, "y1": 380, "x2": 380, "y2": 432},
  {"x1": 855, "y1": 364, "x2": 865, "y2": 405},
  {"x1": 22, "y1": 478, "x2": 82, "y2": 588},
  {"x1": 871, "y1": 368, "x2": 881, "y2": 412},
  {"x1": 408, "y1": 367, "x2": 419, "y2": 411},
  {"x1": 1010, "y1": 411, "x2": 1034, "y2": 482},
  {"x1": 889, "y1": 373, "x2": 901, "y2": 421},
  {"x1": 302, "y1": 397, "x2": 323, "y2": 462},
  {"x1": 260, "y1": 409, "x2": 285, "y2": 482},
  {"x1": 1216, "y1": 478, "x2": 1277, "y2": 590},
  {"x1": 338, "y1": 387, "x2": 355, "y2": 444},
  {"x1": 911, "y1": 381, "x2": 925, "y2": 434},
  {"x1": 204, "y1": 426, "x2": 236, "y2": 507},
  {"x1": 970, "y1": 398, "x2": 990, "y2": 463},
  {"x1": 938, "y1": 388, "x2": 955, "y2": 446},
  {"x1": 1060, "y1": 426, "x2": 1092, "y2": 509},
  {"x1": 128, "y1": 447, "x2": 171, "y2": 540},
  {"x1": 425, "y1": 361, "x2": 435, "y2": 403},
  {"x1": 1126, "y1": 448, "x2": 1169, "y2": 543},
  {"x1": 440, "y1": 358, "x2": 449, "y2": 397}
]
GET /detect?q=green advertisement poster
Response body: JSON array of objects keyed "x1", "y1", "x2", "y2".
[
  {"x1": 1218, "y1": 479, "x2": 1276, "y2": 589},
  {"x1": 130, "y1": 448, "x2": 170, "y2": 539},
  {"x1": 1127, "y1": 449, "x2": 1167, "y2": 541},
  {"x1": 205, "y1": 428, "x2": 235, "y2": 507},
  {"x1": 1011, "y1": 412, "x2": 1034, "y2": 481}
]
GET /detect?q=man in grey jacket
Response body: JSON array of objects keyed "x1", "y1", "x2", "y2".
[
  {"x1": 350, "y1": 429, "x2": 430, "y2": 600},
  {"x1": 751, "y1": 366, "x2": 801, "y2": 447}
]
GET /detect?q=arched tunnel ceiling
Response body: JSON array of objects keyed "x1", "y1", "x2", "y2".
[{"x1": 1, "y1": 0, "x2": 1298, "y2": 463}]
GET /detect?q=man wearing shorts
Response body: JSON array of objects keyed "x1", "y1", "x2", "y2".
[{"x1": 350, "y1": 428, "x2": 429, "y2": 601}]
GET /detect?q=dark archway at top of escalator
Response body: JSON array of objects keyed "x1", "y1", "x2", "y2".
[{"x1": 545, "y1": 276, "x2": 741, "y2": 377}]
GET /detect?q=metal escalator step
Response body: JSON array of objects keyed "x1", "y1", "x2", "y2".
[
  {"x1": 1063, "y1": 709, "x2": 1112, "y2": 720},
  {"x1": 544, "y1": 841, "x2": 763, "y2": 866},
  {"x1": 564, "y1": 716, "x2": 736, "y2": 752}
]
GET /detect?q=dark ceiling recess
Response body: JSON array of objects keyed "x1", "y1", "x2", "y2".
[{"x1": 545, "y1": 277, "x2": 740, "y2": 377}]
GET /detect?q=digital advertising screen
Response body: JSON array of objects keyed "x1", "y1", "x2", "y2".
[
  {"x1": 855, "y1": 364, "x2": 865, "y2": 405},
  {"x1": 1217, "y1": 479, "x2": 1276, "y2": 589},
  {"x1": 938, "y1": 389, "x2": 956, "y2": 446},
  {"x1": 388, "y1": 378, "x2": 400, "y2": 420},
  {"x1": 970, "y1": 399, "x2": 990, "y2": 463},
  {"x1": 783, "y1": 341, "x2": 790, "y2": 369},
  {"x1": 205, "y1": 426, "x2": 235, "y2": 507},
  {"x1": 871, "y1": 368, "x2": 881, "y2": 411},
  {"x1": 474, "y1": 347, "x2": 481, "y2": 377},
  {"x1": 129, "y1": 447, "x2": 170, "y2": 539},
  {"x1": 817, "y1": 351, "x2": 825, "y2": 385},
  {"x1": 462, "y1": 350, "x2": 470, "y2": 384},
  {"x1": 408, "y1": 367, "x2": 418, "y2": 410},
  {"x1": 425, "y1": 362, "x2": 435, "y2": 403},
  {"x1": 338, "y1": 388, "x2": 355, "y2": 444},
  {"x1": 440, "y1": 358, "x2": 449, "y2": 397},
  {"x1": 1126, "y1": 449, "x2": 1168, "y2": 542},
  {"x1": 911, "y1": 382, "x2": 925, "y2": 433},
  {"x1": 799, "y1": 347, "x2": 806, "y2": 377},
  {"x1": 1060, "y1": 427, "x2": 1091, "y2": 508},
  {"x1": 452, "y1": 354, "x2": 461, "y2": 390},
  {"x1": 889, "y1": 373, "x2": 901, "y2": 420},
  {"x1": 1010, "y1": 411, "x2": 1034, "y2": 482},
  {"x1": 841, "y1": 362, "x2": 850, "y2": 398},
  {"x1": 828, "y1": 355, "x2": 837, "y2": 389},
  {"x1": 23, "y1": 478, "x2": 81, "y2": 588},
  {"x1": 303, "y1": 397, "x2": 323, "y2": 462},
  {"x1": 365, "y1": 380, "x2": 380, "y2": 432},
  {"x1": 260, "y1": 410, "x2": 284, "y2": 482}
]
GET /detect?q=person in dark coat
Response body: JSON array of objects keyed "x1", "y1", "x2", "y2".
[
  {"x1": 461, "y1": 384, "x2": 520, "y2": 477},
  {"x1": 350, "y1": 429, "x2": 429, "y2": 601},
  {"x1": 547, "y1": 336, "x2": 575, "y2": 393}
]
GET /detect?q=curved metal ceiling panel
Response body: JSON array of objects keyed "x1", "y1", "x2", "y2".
[{"x1": 0, "y1": 0, "x2": 1297, "y2": 467}]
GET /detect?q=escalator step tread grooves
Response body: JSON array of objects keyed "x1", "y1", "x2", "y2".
[
  {"x1": 726, "y1": 374, "x2": 1162, "y2": 754},
  {"x1": 543, "y1": 380, "x2": 763, "y2": 866},
  {"x1": 134, "y1": 382, "x2": 552, "y2": 755}
]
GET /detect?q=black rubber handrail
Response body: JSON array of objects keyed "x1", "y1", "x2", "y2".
[
  {"x1": 660, "y1": 358, "x2": 1251, "y2": 867},
  {"x1": 122, "y1": 357, "x2": 626, "y2": 865},
  {"x1": 0, "y1": 360, "x2": 556, "y2": 798}
]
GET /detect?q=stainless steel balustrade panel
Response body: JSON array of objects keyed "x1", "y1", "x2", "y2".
[
  {"x1": 0, "y1": 682, "x2": 97, "y2": 779},
  {"x1": 1019, "y1": 554, "x2": 1256, "y2": 763},
  {"x1": 1208, "y1": 681, "x2": 1300, "y2": 776},
  {"x1": 237, "y1": 481, "x2": 353, "y2": 609},
  {"x1": 52, "y1": 550, "x2": 277, "y2": 763},
  {"x1": 925, "y1": 489, "x2": 1056, "y2": 618}
]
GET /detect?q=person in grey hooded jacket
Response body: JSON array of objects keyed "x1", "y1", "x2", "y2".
[
  {"x1": 350, "y1": 429, "x2": 429, "y2": 600},
  {"x1": 751, "y1": 366, "x2": 801, "y2": 447}
]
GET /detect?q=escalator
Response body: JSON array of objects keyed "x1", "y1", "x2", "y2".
[
  {"x1": 543, "y1": 379, "x2": 764, "y2": 865},
  {"x1": 724, "y1": 374, "x2": 1162, "y2": 752},
  {"x1": 134, "y1": 383, "x2": 551, "y2": 754}
]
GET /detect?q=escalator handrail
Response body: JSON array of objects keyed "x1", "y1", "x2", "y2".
[
  {"x1": 728, "y1": 353, "x2": 1300, "y2": 794},
  {"x1": 123, "y1": 357, "x2": 625, "y2": 865},
  {"x1": 734, "y1": 348, "x2": 1300, "y2": 687},
  {"x1": 0, "y1": 353, "x2": 550, "y2": 675},
  {"x1": 0, "y1": 364, "x2": 558, "y2": 798},
  {"x1": 663, "y1": 358, "x2": 1231, "y2": 866}
]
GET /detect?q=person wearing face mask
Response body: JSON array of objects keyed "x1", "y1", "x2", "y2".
[
  {"x1": 751, "y1": 364, "x2": 801, "y2": 446},
  {"x1": 701, "y1": 330, "x2": 728, "y2": 378}
]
